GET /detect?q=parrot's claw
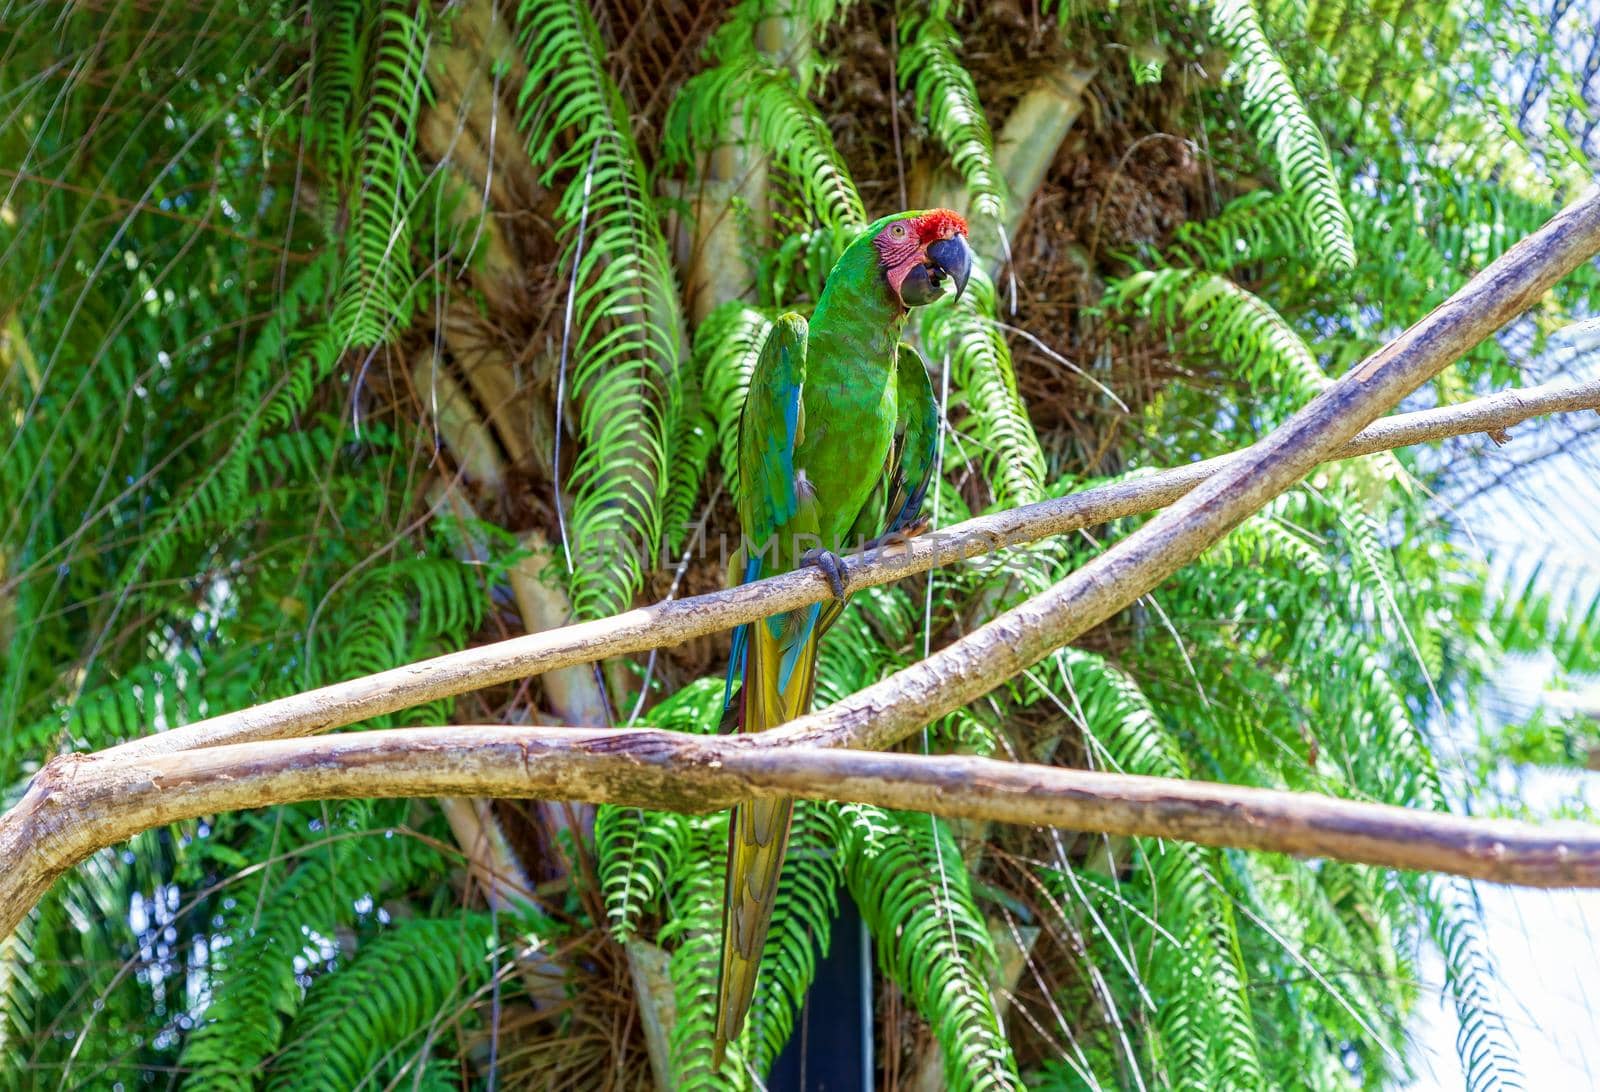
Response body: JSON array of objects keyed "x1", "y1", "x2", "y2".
[
  {"x1": 800, "y1": 547, "x2": 848, "y2": 601},
  {"x1": 861, "y1": 517, "x2": 932, "y2": 553}
]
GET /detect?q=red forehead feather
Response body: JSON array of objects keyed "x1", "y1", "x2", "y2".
[{"x1": 915, "y1": 209, "x2": 968, "y2": 242}]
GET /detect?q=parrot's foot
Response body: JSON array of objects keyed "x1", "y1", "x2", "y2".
[
  {"x1": 861, "y1": 516, "x2": 932, "y2": 554},
  {"x1": 800, "y1": 547, "x2": 849, "y2": 601}
]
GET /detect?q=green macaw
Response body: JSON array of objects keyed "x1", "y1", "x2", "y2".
[{"x1": 714, "y1": 208, "x2": 974, "y2": 1066}]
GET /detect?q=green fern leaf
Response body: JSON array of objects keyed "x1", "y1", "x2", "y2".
[
  {"x1": 1171, "y1": 190, "x2": 1306, "y2": 273},
  {"x1": 698, "y1": 303, "x2": 774, "y2": 498},
  {"x1": 1106, "y1": 267, "x2": 1327, "y2": 411},
  {"x1": 663, "y1": 816, "x2": 743, "y2": 1089},
  {"x1": 1053, "y1": 650, "x2": 1265, "y2": 1090},
  {"x1": 600, "y1": 679, "x2": 723, "y2": 941},
  {"x1": 665, "y1": 0, "x2": 866, "y2": 247},
  {"x1": 310, "y1": 0, "x2": 366, "y2": 190},
  {"x1": 331, "y1": 2, "x2": 434, "y2": 348},
  {"x1": 1207, "y1": 0, "x2": 1356, "y2": 272},
  {"x1": 598, "y1": 806, "x2": 691, "y2": 942},
  {"x1": 919, "y1": 270, "x2": 1046, "y2": 507},
  {"x1": 664, "y1": 387, "x2": 716, "y2": 555},
  {"x1": 515, "y1": 0, "x2": 686, "y2": 621},
  {"x1": 845, "y1": 808, "x2": 1021, "y2": 1091},
  {"x1": 180, "y1": 830, "x2": 446, "y2": 1090},
  {"x1": 900, "y1": 7, "x2": 1006, "y2": 223},
  {"x1": 1427, "y1": 877, "x2": 1526, "y2": 1092},
  {"x1": 265, "y1": 915, "x2": 497, "y2": 1092}
]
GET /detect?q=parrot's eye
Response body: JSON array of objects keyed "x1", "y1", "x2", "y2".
[{"x1": 890, "y1": 224, "x2": 907, "y2": 238}]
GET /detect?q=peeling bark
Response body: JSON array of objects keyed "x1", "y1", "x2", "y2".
[{"x1": 8, "y1": 726, "x2": 1600, "y2": 939}]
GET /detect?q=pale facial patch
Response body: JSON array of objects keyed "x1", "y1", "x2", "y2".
[{"x1": 874, "y1": 220, "x2": 925, "y2": 304}]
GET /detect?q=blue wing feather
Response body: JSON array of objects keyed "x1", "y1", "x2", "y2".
[
  {"x1": 722, "y1": 555, "x2": 765, "y2": 710},
  {"x1": 777, "y1": 601, "x2": 822, "y2": 693}
]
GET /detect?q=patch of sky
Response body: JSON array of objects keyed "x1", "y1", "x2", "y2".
[{"x1": 1405, "y1": 312, "x2": 1600, "y2": 1088}]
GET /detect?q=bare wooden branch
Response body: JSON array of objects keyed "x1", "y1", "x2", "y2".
[
  {"x1": 8, "y1": 725, "x2": 1600, "y2": 937},
  {"x1": 110, "y1": 367, "x2": 1600, "y2": 763}
]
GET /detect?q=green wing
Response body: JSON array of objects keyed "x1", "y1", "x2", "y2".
[
  {"x1": 726, "y1": 311, "x2": 821, "y2": 704},
  {"x1": 885, "y1": 341, "x2": 940, "y2": 534},
  {"x1": 736, "y1": 312, "x2": 815, "y2": 578}
]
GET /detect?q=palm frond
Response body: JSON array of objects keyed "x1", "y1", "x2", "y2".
[
  {"x1": 180, "y1": 828, "x2": 446, "y2": 1090},
  {"x1": 265, "y1": 914, "x2": 498, "y2": 1092},
  {"x1": 1491, "y1": 560, "x2": 1600, "y2": 677},
  {"x1": 1050, "y1": 650, "x2": 1265, "y2": 1090},
  {"x1": 919, "y1": 271, "x2": 1046, "y2": 507},
  {"x1": 515, "y1": 0, "x2": 687, "y2": 620},
  {"x1": 1105, "y1": 266, "x2": 1328, "y2": 415},
  {"x1": 663, "y1": 816, "x2": 740, "y2": 1089},
  {"x1": 899, "y1": 5, "x2": 1006, "y2": 223},
  {"x1": 1427, "y1": 877, "x2": 1526, "y2": 1092},
  {"x1": 594, "y1": 680, "x2": 723, "y2": 942},
  {"x1": 331, "y1": 2, "x2": 434, "y2": 348},
  {"x1": 1207, "y1": 0, "x2": 1356, "y2": 272},
  {"x1": 666, "y1": 0, "x2": 866, "y2": 248},
  {"x1": 844, "y1": 808, "x2": 1022, "y2": 1091},
  {"x1": 697, "y1": 303, "x2": 774, "y2": 498}
]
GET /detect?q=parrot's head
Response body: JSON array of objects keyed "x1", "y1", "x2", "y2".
[{"x1": 872, "y1": 208, "x2": 973, "y2": 309}]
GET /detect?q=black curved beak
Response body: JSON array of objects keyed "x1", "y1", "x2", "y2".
[{"x1": 926, "y1": 234, "x2": 973, "y2": 302}]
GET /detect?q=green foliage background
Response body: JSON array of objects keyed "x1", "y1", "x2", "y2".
[{"x1": 1, "y1": 0, "x2": 1598, "y2": 1088}]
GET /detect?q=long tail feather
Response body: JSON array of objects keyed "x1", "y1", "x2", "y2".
[{"x1": 712, "y1": 612, "x2": 819, "y2": 1068}]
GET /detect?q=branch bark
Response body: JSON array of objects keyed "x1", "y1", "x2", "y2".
[
  {"x1": 109, "y1": 367, "x2": 1600, "y2": 761},
  {"x1": 8, "y1": 724, "x2": 1600, "y2": 937}
]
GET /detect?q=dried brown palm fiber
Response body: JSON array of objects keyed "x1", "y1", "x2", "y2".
[
  {"x1": 596, "y1": 0, "x2": 730, "y2": 160},
  {"x1": 463, "y1": 923, "x2": 657, "y2": 1090}
]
